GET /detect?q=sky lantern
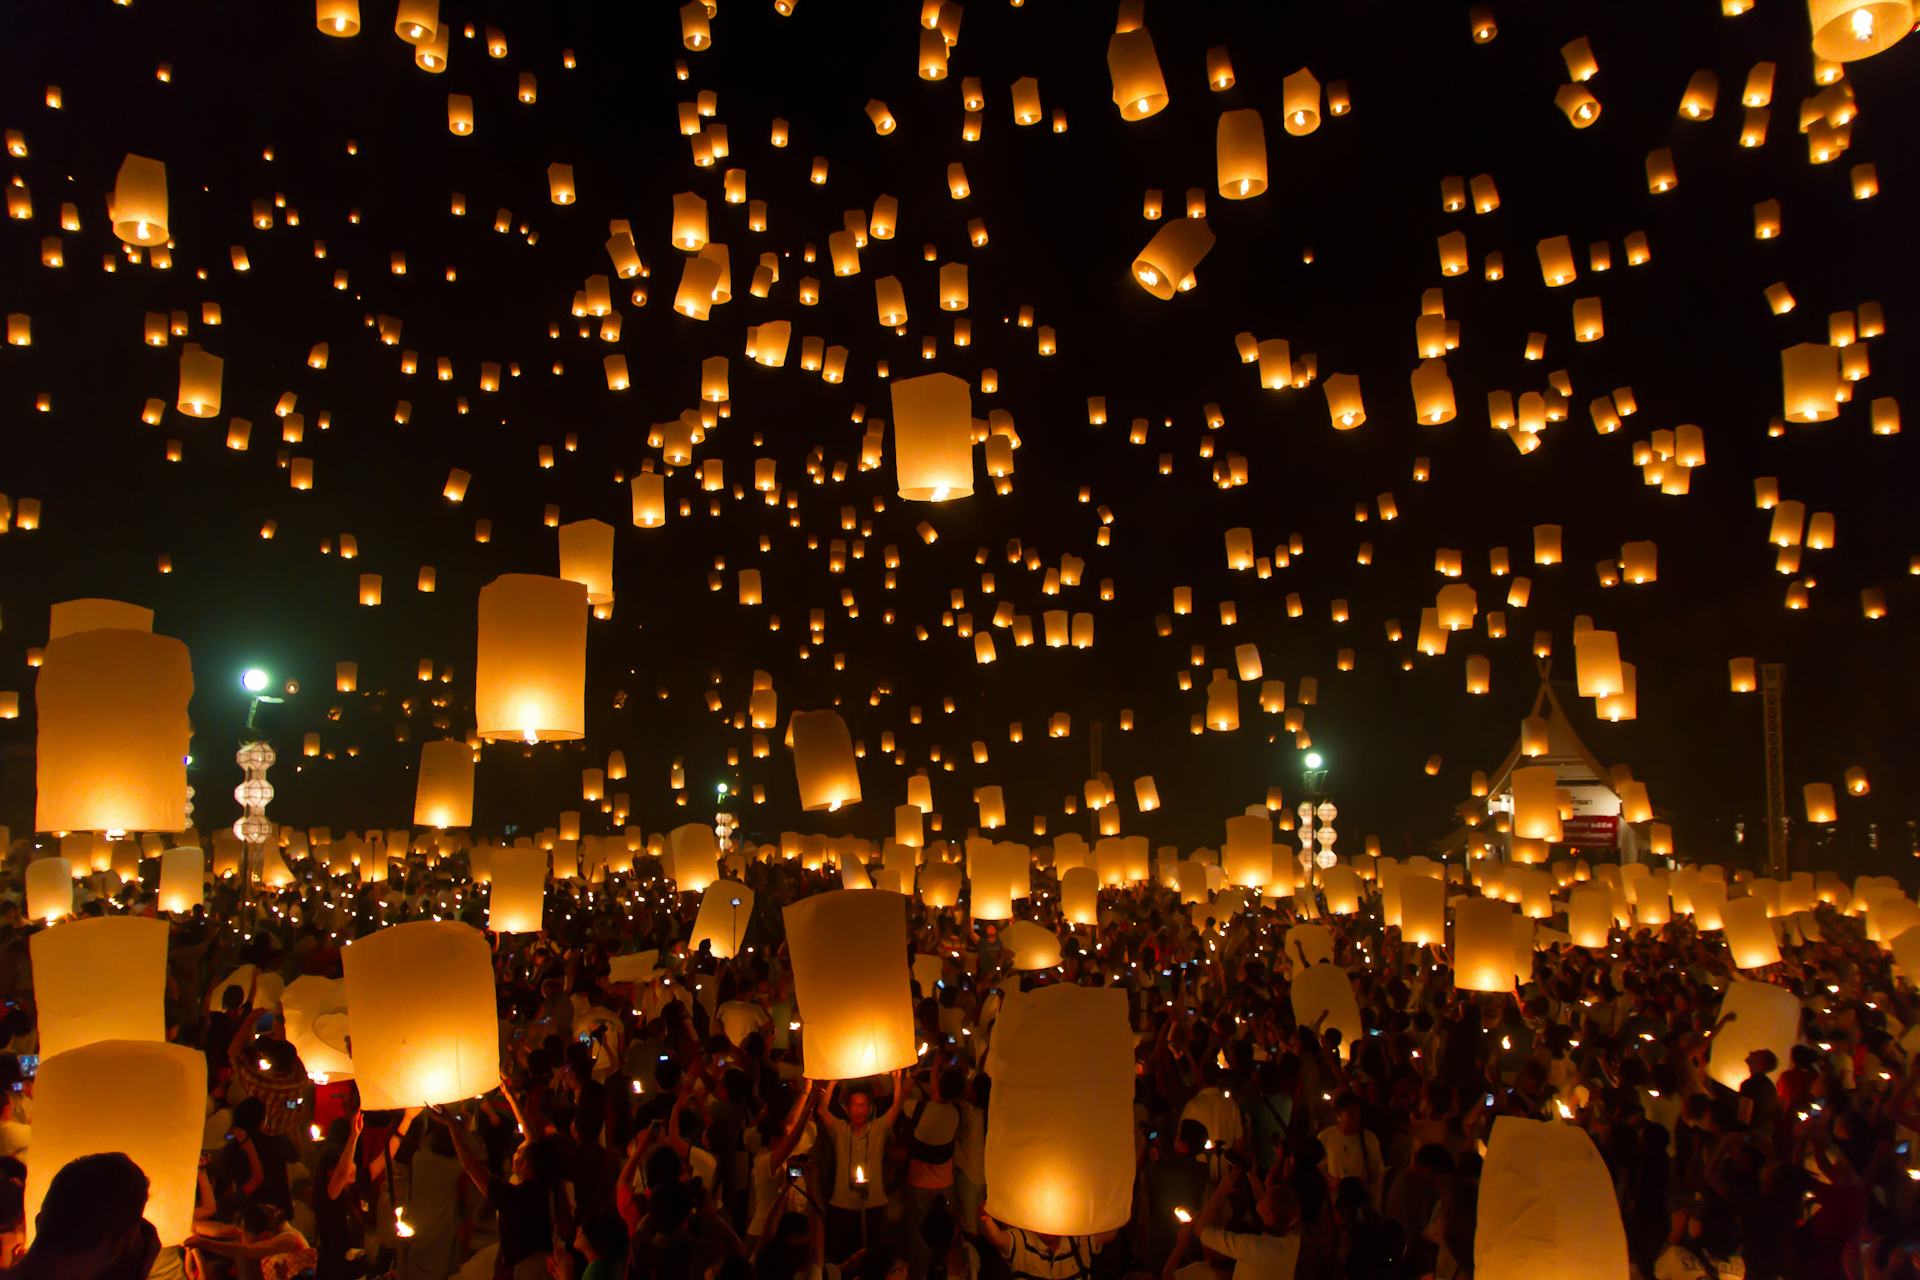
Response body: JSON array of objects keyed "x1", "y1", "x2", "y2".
[
  {"x1": 1809, "y1": 1, "x2": 1914, "y2": 61},
  {"x1": 344, "y1": 921, "x2": 499, "y2": 1109},
  {"x1": 985, "y1": 986, "x2": 1134, "y2": 1235},
  {"x1": 27, "y1": 1041, "x2": 205, "y2": 1248},
  {"x1": 1455, "y1": 897, "x2": 1515, "y2": 993},
  {"x1": 1216, "y1": 110, "x2": 1267, "y2": 198},
  {"x1": 1282, "y1": 67, "x2": 1321, "y2": 134},
  {"x1": 791, "y1": 709, "x2": 861, "y2": 811},
  {"x1": 1476, "y1": 1117, "x2": 1627, "y2": 1280},
  {"x1": 1132, "y1": 218, "x2": 1214, "y2": 298},
  {"x1": 487, "y1": 847, "x2": 547, "y2": 934},
  {"x1": 414, "y1": 739, "x2": 475, "y2": 829},
  {"x1": 36, "y1": 628, "x2": 191, "y2": 834},
  {"x1": 892, "y1": 372, "x2": 973, "y2": 500},
  {"x1": 785, "y1": 889, "x2": 915, "y2": 1078},
  {"x1": 109, "y1": 153, "x2": 167, "y2": 245},
  {"x1": 1107, "y1": 27, "x2": 1168, "y2": 119},
  {"x1": 32, "y1": 916, "x2": 169, "y2": 1059},
  {"x1": 557, "y1": 518, "x2": 615, "y2": 606},
  {"x1": 474, "y1": 575, "x2": 587, "y2": 743}
]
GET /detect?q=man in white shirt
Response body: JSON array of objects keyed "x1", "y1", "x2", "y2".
[
  {"x1": 1315, "y1": 1093, "x2": 1383, "y2": 1207},
  {"x1": 1179, "y1": 1064, "x2": 1247, "y2": 1158}
]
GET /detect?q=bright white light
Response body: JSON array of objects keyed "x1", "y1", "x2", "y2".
[
  {"x1": 1304, "y1": 752, "x2": 1324, "y2": 769},
  {"x1": 241, "y1": 668, "x2": 270, "y2": 693}
]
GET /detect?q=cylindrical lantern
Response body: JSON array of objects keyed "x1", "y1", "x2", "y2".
[
  {"x1": 1568, "y1": 884, "x2": 1611, "y2": 948},
  {"x1": 892, "y1": 372, "x2": 974, "y2": 501},
  {"x1": 1132, "y1": 219, "x2": 1215, "y2": 299},
  {"x1": 26, "y1": 857, "x2": 74, "y2": 922},
  {"x1": 486, "y1": 848, "x2": 546, "y2": 934},
  {"x1": 474, "y1": 575, "x2": 587, "y2": 742},
  {"x1": 26, "y1": 1041, "x2": 205, "y2": 1247},
  {"x1": 1320, "y1": 865, "x2": 1360, "y2": 914},
  {"x1": 414, "y1": 739, "x2": 475, "y2": 829},
  {"x1": 984, "y1": 985, "x2": 1134, "y2": 1234},
  {"x1": 1809, "y1": 0, "x2": 1914, "y2": 62},
  {"x1": 1061, "y1": 865, "x2": 1099, "y2": 925},
  {"x1": 1705, "y1": 980, "x2": 1799, "y2": 1088},
  {"x1": 1476, "y1": 1117, "x2": 1628, "y2": 1280},
  {"x1": 790, "y1": 709, "x2": 862, "y2": 811},
  {"x1": 1723, "y1": 896, "x2": 1781, "y2": 968},
  {"x1": 36, "y1": 629, "x2": 192, "y2": 833},
  {"x1": 691, "y1": 880, "x2": 755, "y2": 958},
  {"x1": 31, "y1": 916, "x2": 169, "y2": 1059},
  {"x1": 343, "y1": 921, "x2": 499, "y2": 1109},
  {"x1": 1223, "y1": 814, "x2": 1273, "y2": 888},
  {"x1": 1216, "y1": 109, "x2": 1267, "y2": 198},
  {"x1": 557, "y1": 518, "x2": 616, "y2": 605},
  {"x1": 1454, "y1": 897, "x2": 1516, "y2": 993},
  {"x1": 1106, "y1": 28, "x2": 1168, "y2": 120},
  {"x1": 1400, "y1": 874, "x2": 1445, "y2": 945},
  {"x1": 158, "y1": 846, "x2": 203, "y2": 914},
  {"x1": 784, "y1": 890, "x2": 915, "y2": 1079},
  {"x1": 109, "y1": 153, "x2": 168, "y2": 246},
  {"x1": 1291, "y1": 963, "x2": 1362, "y2": 1057}
]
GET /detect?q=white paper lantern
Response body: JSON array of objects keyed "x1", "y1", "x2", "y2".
[
  {"x1": 784, "y1": 889, "x2": 916, "y2": 1079},
  {"x1": 27, "y1": 1041, "x2": 205, "y2": 1246},
  {"x1": 1706, "y1": 980, "x2": 1800, "y2": 1088},
  {"x1": 487, "y1": 846, "x2": 547, "y2": 933},
  {"x1": 31, "y1": 916, "x2": 169, "y2": 1059},
  {"x1": 1477, "y1": 1116, "x2": 1627, "y2": 1280},
  {"x1": 984, "y1": 985, "x2": 1133, "y2": 1235},
  {"x1": 343, "y1": 921, "x2": 500, "y2": 1109},
  {"x1": 691, "y1": 880, "x2": 755, "y2": 958}
]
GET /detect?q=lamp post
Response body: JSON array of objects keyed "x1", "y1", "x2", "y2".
[
  {"x1": 234, "y1": 669, "x2": 283, "y2": 917},
  {"x1": 1297, "y1": 752, "x2": 1335, "y2": 890}
]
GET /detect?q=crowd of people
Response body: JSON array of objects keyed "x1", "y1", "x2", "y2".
[{"x1": 0, "y1": 842, "x2": 1917, "y2": 1280}]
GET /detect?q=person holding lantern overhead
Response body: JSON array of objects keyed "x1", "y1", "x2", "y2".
[{"x1": 818, "y1": 1069, "x2": 906, "y2": 1262}]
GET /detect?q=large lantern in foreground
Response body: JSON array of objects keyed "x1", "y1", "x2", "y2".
[
  {"x1": 26, "y1": 1041, "x2": 205, "y2": 1247},
  {"x1": 785, "y1": 889, "x2": 915, "y2": 1079},
  {"x1": 31, "y1": 916, "x2": 169, "y2": 1059},
  {"x1": 1476, "y1": 1116, "x2": 1627, "y2": 1280},
  {"x1": 1809, "y1": 1, "x2": 1914, "y2": 62},
  {"x1": 474, "y1": 574, "x2": 587, "y2": 742},
  {"x1": 985, "y1": 985, "x2": 1134, "y2": 1235},
  {"x1": 343, "y1": 921, "x2": 499, "y2": 1109},
  {"x1": 36, "y1": 628, "x2": 192, "y2": 833},
  {"x1": 892, "y1": 372, "x2": 974, "y2": 501}
]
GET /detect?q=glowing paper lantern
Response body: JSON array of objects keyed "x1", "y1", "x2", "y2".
[
  {"x1": 1061, "y1": 865, "x2": 1099, "y2": 925},
  {"x1": 36, "y1": 628, "x2": 192, "y2": 833},
  {"x1": 474, "y1": 575, "x2": 587, "y2": 742},
  {"x1": 1400, "y1": 874, "x2": 1445, "y2": 945},
  {"x1": 109, "y1": 153, "x2": 168, "y2": 245},
  {"x1": 1291, "y1": 963, "x2": 1362, "y2": 1056},
  {"x1": 26, "y1": 1041, "x2": 205, "y2": 1247},
  {"x1": 31, "y1": 916, "x2": 168, "y2": 1059},
  {"x1": 1216, "y1": 109, "x2": 1267, "y2": 198},
  {"x1": 1107, "y1": 27, "x2": 1169, "y2": 120},
  {"x1": 1006, "y1": 920, "x2": 1063, "y2": 970},
  {"x1": 414, "y1": 739, "x2": 475, "y2": 829},
  {"x1": 791, "y1": 709, "x2": 862, "y2": 811},
  {"x1": 1705, "y1": 980, "x2": 1800, "y2": 1088},
  {"x1": 1223, "y1": 814, "x2": 1273, "y2": 888},
  {"x1": 1133, "y1": 219, "x2": 1214, "y2": 299},
  {"x1": 784, "y1": 889, "x2": 915, "y2": 1079},
  {"x1": 669, "y1": 824, "x2": 720, "y2": 892},
  {"x1": 1454, "y1": 897, "x2": 1515, "y2": 993},
  {"x1": 281, "y1": 975, "x2": 353, "y2": 1081},
  {"x1": 1809, "y1": 1, "x2": 1914, "y2": 62},
  {"x1": 1803, "y1": 782, "x2": 1837, "y2": 822},
  {"x1": 487, "y1": 847, "x2": 547, "y2": 934},
  {"x1": 920, "y1": 862, "x2": 961, "y2": 908},
  {"x1": 691, "y1": 880, "x2": 755, "y2": 958},
  {"x1": 344, "y1": 921, "x2": 499, "y2": 1109},
  {"x1": 984, "y1": 985, "x2": 1133, "y2": 1235},
  {"x1": 1723, "y1": 897, "x2": 1781, "y2": 968},
  {"x1": 1568, "y1": 885, "x2": 1611, "y2": 948},
  {"x1": 892, "y1": 372, "x2": 974, "y2": 501},
  {"x1": 557, "y1": 518, "x2": 615, "y2": 605},
  {"x1": 1510, "y1": 766, "x2": 1563, "y2": 842},
  {"x1": 157, "y1": 846, "x2": 203, "y2": 914},
  {"x1": 1476, "y1": 1117, "x2": 1627, "y2": 1280},
  {"x1": 1320, "y1": 865, "x2": 1360, "y2": 914}
]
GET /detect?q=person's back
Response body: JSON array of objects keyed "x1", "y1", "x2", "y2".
[{"x1": 5, "y1": 1153, "x2": 158, "y2": 1280}]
